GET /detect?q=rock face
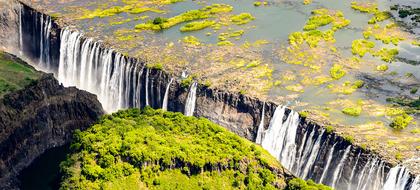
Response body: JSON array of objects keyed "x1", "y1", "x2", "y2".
[
  {"x1": 0, "y1": 0, "x2": 20, "y2": 52},
  {"x1": 0, "y1": 73, "x2": 104, "y2": 189}
]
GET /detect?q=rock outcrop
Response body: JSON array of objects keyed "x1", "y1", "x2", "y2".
[{"x1": 0, "y1": 72, "x2": 104, "y2": 189}]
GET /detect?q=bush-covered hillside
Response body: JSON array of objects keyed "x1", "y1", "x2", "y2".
[{"x1": 60, "y1": 108, "x2": 331, "y2": 190}]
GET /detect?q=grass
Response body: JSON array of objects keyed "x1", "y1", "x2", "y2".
[
  {"x1": 351, "y1": 2, "x2": 378, "y2": 13},
  {"x1": 351, "y1": 39, "x2": 375, "y2": 57},
  {"x1": 342, "y1": 106, "x2": 362, "y2": 116},
  {"x1": 231, "y1": 13, "x2": 255, "y2": 25},
  {"x1": 182, "y1": 36, "x2": 201, "y2": 46},
  {"x1": 376, "y1": 64, "x2": 389, "y2": 71},
  {"x1": 372, "y1": 48, "x2": 399, "y2": 62},
  {"x1": 59, "y1": 108, "x2": 331, "y2": 190},
  {"x1": 329, "y1": 64, "x2": 346, "y2": 80},
  {"x1": 390, "y1": 113, "x2": 413, "y2": 129},
  {"x1": 0, "y1": 52, "x2": 41, "y2": 97},
  {"x1": 135, "y1": 4, "x2": 233, "y2": 31},
  {"x1": 180, "y1": 20, "x2": 215, "y2": 32}
]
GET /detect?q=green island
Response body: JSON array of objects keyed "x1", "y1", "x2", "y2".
[
  {"x1": 0, "y1": 52, "x2": 41, "y2": 97},
  {"x1": 59, "y1": 108, "x2": 331, "y2": 190}
]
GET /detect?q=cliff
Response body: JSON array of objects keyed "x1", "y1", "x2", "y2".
[{"x1": 0, "y1": 69, "x2": 104, "y2": 189}]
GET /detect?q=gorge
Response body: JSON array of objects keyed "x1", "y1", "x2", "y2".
[{"x1": 0, "y1": 0, "x2": 419, "y2": 189}]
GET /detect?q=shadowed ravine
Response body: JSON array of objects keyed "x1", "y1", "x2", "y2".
[{"x1": 1, "y1": 0, "x2": 420, "y2": 189}]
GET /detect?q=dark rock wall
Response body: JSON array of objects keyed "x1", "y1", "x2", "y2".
[{"x1": 0, "y1": 73, "x2": 103, "y2": 189}]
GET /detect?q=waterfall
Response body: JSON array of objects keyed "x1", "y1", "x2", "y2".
[
  {"x1": 19, "y1": 4, "x2": 23, "y2": 54},
  {"x1": 39, "y1": 14, "x2": 51, "y2": 69},
  {"x1": 145, "y1": 68, "x2": 150, "y2": 106},
  {"x1": 331, "y1": 146, "x2": 351, "y2": 188},
  {"x1": 319, "y1": 142, "x2": 337, "y2": 184},
  {"x1": 184, "y1": 82, "x2": 197, "y2": 116},
  {"x1": 383, "y1": 166, "x2": 418, "y2": 190},
  {"x1": 261, "y1": 106, "x2": 299, "y2": 170},
  {"x1": 56, "y1": 28, "x2": 145, "y2": 112},
  {"x1": 255, "y1": 103, "x2": 265, "y2": 144},
  {"x1": 347, "y1": 151, "x2": 361, "y2": 190},
  {"x1": 162, "y1": 78, "x2": 173, "y2": 111}
]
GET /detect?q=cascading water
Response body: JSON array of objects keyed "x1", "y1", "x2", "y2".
[
  {"x1": 255, "y1": 102, "x2": 265, "y2": 145},
  {"x1": 57, "y1": 29, "x2": 146, "y2": 112},
  {"x1": 38, "y1": 14, "x2": 51, "y2": 70},
  {"x1": 162, "y1": 78, "x2": 173, "y2": 111},
  {"x1": 257, "y1": 105, "x2": 418, "y2": 190},
  {"x1": 383, "y1": 166, "x2": 420, "y2": 190},
  {"x1": 184, "y1": 82, "x2": 197, "y2": 116}
]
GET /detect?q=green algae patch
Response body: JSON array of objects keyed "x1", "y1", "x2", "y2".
[
  {"x1": 351, "y1": 39, "x2": 375, "y2": 57},
  {"x1": 217, "y1": 40, "x2": 234, "y2": 46},
  {"x1": 78, "y1": 5, "x2": 164, "y2": 20},
  {"x1": 351, "y1": 2, "x2": 378, "y2": 13},
  {"x1": 180, "y1": 20, "x2": 215, "y2": 32},
  {"x1": 369, "y1": 11, "x2": 391, "y2": 24},
  {"x1": 329, "y1": 64, "x2": 346, "y2": 80},
  {"x1": 182, "y1": 35, "x2": 201, "y2": 46},
  {"x1": 135, "y1": 4, "x2": 233, "y2": 31},
  {"x1": 373, "y1": 48, "x2": 399, "y2": 62},
  {"x1": 342, "y1": 106, "x2": 362, "y2": 116},
  {"x1": 231, "y1": 13, "x2": 255, "y2": 25},
  {"x1": 363, "y1": 24, "x2": 406, "y2": 46},
  {"x1": 0, "y1": 52, "x2": 41, "y2": 97},
  {"x1": 304, "y1": 9, "x2": 350, "y2": 31},
  {"x1": 376, "y1": 64, "x2": 389, "y2": 71},
  {"x1": 390, "y1": 113, "x2": 413, "y2": 129},
  {"x1": 59, "y1": 108, "x2": 330, "y2": 190}
]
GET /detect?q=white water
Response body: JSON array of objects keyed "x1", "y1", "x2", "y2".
[
  {"x1": 261, "y1": 106, "x2": 299, "y2": 170},
  {"x1": 319, "y1": 142, "x2": 337, "y2": 184},
  {"x1": 383, "y1": 166, "x2": 418, "y2": 190},
  {"x1": 348, "y1": 151, "x2": 361, "y2": 190},
  {"x1": 184, "y1": 82, "x2": 197, "y2": 116},
  {"x1": 145, "y1": 68, "x2": 150, "y2": 106},
  {"x1": 57, "y1": 29, "x2": 146, "y2": 112},
  {"x1": 255, "y1": 103, "x2": 265, "y2": 145},
  {"x1": 162, "y1": 78, "x2": 173, "y2": 111},
  {"x1": 331, "y1": 145, "x2": 351, "y2": 188}
]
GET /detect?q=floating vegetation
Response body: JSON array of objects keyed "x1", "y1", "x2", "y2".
[
  {"x1": 372, "y1": 48, "x2": 399, "y2": 62},
  {"x1": 369, "y1": 11, "x2": 391, "y2": 24},
  {"x1": 363, "y1": 24, "x2": 406, "y2": 46},
  {"x1": 180, "y1": 20, "x2": 215, "y2": 32},
  {"x1": 217, "y1": 40, "x2": 234, "y2": 46},
  {"x1": 329, "y1": 64, "x2": 346, "y2": 80},
  {"x1": 231, "y1": 13, "x2": 255, "y2": 25},
  {"x1": 376, "y1": 64, "x2": 389, "y2": 71},
  {"x1": 351, "y1": 39, "x2": 375, "y2": 57},
  {"x1": 135, "y1": 4, "x2": 233, "y2": 31},
  {"x1": 304, "y1": 9, "x2": 350, "y2": 31},
  {"x1": 342, "y1": 106, "x2": 362, "y2": 116},
  {"x1": 390, "y1": 113, "x2": 413, "y2": 129},
  {"x1": 351, "y1": 2, "x2": 378, "y2": 14},
  {"x1": 182, "y1": 35, "x2": 201, "y2": 46},
  {"x1": 303, "y1": 0, "x2": 313, "y2": 5},
  {"x1": 78, "y1": 6, "x2": 164, "y2": 20},
  {"x1": 330, "y1": 80, "x2": 364, "y2": 95}
]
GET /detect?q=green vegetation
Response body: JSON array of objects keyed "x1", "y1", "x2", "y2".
[
  {"x1": 180, "y1": 76, "x2": 194, "y2": 88},
  {"x1": 60, "y1": 108, "x2": 331, "y2": 190},
  {"x1": 351, "y1": 2, "x2": 378, "y2": 13},
  {"x1": 286, "y1": 178, "x2": 331, "y2": 190},
  {"x1": 180, "y1": 20, "x2": 215, "y2": 32},
  {"x1": 253, "y1": 1, "x2": 262, "y2": 6},
  {"x1": 390, "y1": 113, "x2": 413, "y2": 129},
  {"x1": 217, "y1": 40, "x2": 234, "y2": 46},
  {"x1": 182, "y1": 36, "x2": 201, "y2": 46},
  {"x1": 376, "y1": 64, "x2": 389, "y2": 71},
  {"x1": 79, "y1": 6, "x2": 164, "y2": 19},
  {"x1": 0, "y1": 52, "x2": 40, "y2": 97},
  {"x1": 231, "y1": 13, "x2": 255, "y2": 25},
  {"x1": 343, "y1": 135, "x2": 355, "y2": 144},
  {"x1": 329, "y1": 64, "x2": 346, "y2": 80},
  {"x1": 372, "y1": 48, "x2": 399, "y2": 62},
  {"x1": 369, "y1": 11, "x2": 391, "y2": 24},
  {"x1": 135, "y1": 4, "x2": 233, "y2": 31},
  {"x1": 303, "y1": 14, "x2": 334, "y2": 31},
  {"x1": 342, "y1": 107, "x2": 362, "y2": 116},
  {"x1": 351, "y1": 39, "x2": 375, "y2": 57},
  {"x1": 325, "y1": 125, "x2": 334, "y2": 133}
]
